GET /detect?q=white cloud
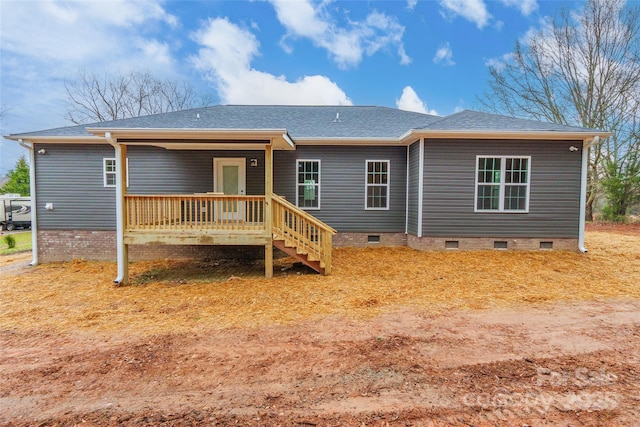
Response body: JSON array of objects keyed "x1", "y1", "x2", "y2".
[
  {"x1": 439, "y1": 0, "x2": 491, "y2": 29},
  {"x1": 433, "y1": 42, "x2": 455, "y2": 66},
  {"x1": 269, "y1": 0, "x2": 410, "y2": 68},
  {"x1": 484, "y1": 52, "x2": 514, "y2": 71},
  {"x1": 0, "y1": 0, "x2": 181, "y2": 173},
  {"x1": 396, "y1": 86, "x2": 438, "y2": 115},
  {"x1": 407, "y1": 0, "x2": 418, "y2": 10},
  {"x1": 499, "y1": 0, "x2": 538, "y2": 16},
  {"x1": 138, "y1": 39, "x2": 174, "y2": 66},
  {"x1": 1, "y1": 1, "x2": 177, "y2": 69},
  {"x1": 191, "y1": 18, "x2": 352, "y2": 105}
]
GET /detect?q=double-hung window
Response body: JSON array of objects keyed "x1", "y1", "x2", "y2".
[
  {"x1": 296, "y1": 160, "x2": 320, "y2": 209},
  {"x1": 475, "y1": 156, "x2": 530, "y2": 212},
  {"x1": 103, "y1": 158, "x2": 129, "y2": 188},
  {"x1": 365, "y1": 160, "x2": 390, "y2": 210}
]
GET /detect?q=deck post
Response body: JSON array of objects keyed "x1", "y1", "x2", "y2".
[{"x1": 264, "y1": 143, "x2": 274, "y2": 278}]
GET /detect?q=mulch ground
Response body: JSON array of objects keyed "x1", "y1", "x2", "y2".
[{"x1": 1, "y1": 228, "x2": 638, "y2": 335}]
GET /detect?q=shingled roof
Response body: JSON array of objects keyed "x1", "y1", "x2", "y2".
[
  {"x1": 7, "y1": 105, "x2": 606, "y2": 140},
  {"x1": 421, "y1": 110, "x2": 596, "y2": 133}
]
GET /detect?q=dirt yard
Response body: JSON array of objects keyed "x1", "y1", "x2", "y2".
[{"x1": 1, "y1": 226, "x2": 639, "y2": 426}]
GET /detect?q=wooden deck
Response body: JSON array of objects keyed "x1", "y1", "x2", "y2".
[
  {"x1": 123, "y1": 194, "x2": 335, "y2": 274},
  {"x1": 124, "y1": 194, "x2": 268, "y2": 245}
]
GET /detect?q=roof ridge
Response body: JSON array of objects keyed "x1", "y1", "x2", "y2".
[
  {"x1": 222, "y1": 104, "x2": 380, "y2": 108},
  {"x1": 414, "y1": 109, "x2": 465, "y2": 130}
]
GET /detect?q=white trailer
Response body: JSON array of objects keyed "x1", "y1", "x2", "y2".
[{"x1": 1, "y1": 195, "x2": 32, "y2": 231}]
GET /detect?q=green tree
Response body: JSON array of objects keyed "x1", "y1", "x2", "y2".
[
  {"x1": 600, "y1": 156, "x2": 640, "y2": 221},
  {"x1": 0, "y1": 156, "x2": 30, "y2": 196}
]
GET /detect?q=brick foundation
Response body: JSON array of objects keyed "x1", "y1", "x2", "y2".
[
  {"x1": 38, "y1": 230, "x2": 116, "y2": 262},
  {"x1": 37, "y1": 230, "x2": 265, "y2": 263},
  {"x1": 333, "y1": 232, "x2": 407, "y2": 247},
  {"x1": 37, "y1": 229, "x2": 580, "y2": 264},
  {"x1": 407, "y1": 235, "x2": 579, "y2": 251}
]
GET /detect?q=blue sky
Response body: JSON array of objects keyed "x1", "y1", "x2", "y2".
[{"x1": 0, "y1": 0, "x2": 586, "y2": 174}]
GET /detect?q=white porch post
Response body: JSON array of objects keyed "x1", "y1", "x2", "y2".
[{"x1": 264, "y1": 144, "x2": 274, "y2": 278}]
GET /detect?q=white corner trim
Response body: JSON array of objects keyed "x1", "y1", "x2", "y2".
[
  {"x1": 18, "y1": 139, "x2": 38, "y2": 266},
  {"x1": 417, "y1": 138, "x2": 424, "y2": 238},
  {"x1": 579, "y1": 137, "x2": 597, "y2": 252},
  {"x1": 405, "y1": 146, "x2": 410, "y2": 234}
]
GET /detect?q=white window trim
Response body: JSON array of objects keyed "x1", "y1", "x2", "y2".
[
  {"x1": 103, "y1": 158, "x2": 129, "y2": 188},
  {"x1": 474, "y1": 155, "x2": 530, "y2": 213},
  {"x1": 365, "y1": 159, "x2": 390, "y2": 211},
  {"x1": 295, "y1": 159, "x2": 321, "y2": 210}
]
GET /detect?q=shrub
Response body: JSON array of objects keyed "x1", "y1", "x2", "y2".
[{"x1": 4, "y1": 235, "x2": 16, "y2": 249}]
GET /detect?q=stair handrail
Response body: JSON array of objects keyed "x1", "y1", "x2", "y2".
[
  {"x1": 271, "y1": 194, "x2": 336, "y2": 234},
  {"x1": 271, "y1": 194, "x2": 336, "y2": 274}
]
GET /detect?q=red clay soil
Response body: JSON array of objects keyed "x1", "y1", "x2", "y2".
[{"x1": 1, "y1": 300, "x2": 639, "y2": 426}]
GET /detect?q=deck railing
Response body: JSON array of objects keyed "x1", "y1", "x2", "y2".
[
  {"x1": 124, "y1": 193, "x2": 335, "y2": 274},
  {"x1": 272, "y1": 194, "x2": 336, "y2": 271},
  {"x1": 125, "y1": 194, "x2": 266, "y2": 231}
]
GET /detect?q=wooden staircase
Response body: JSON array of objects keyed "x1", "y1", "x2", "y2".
[
  {"x1": 272, "y1": 239, "x2": 324, "y2": 273},
  {"x1": 271, "y1": 194, "x2": 336, "y2": 274}
]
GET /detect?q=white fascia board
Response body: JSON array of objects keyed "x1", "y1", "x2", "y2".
[
  {"x1": 296, "y1": 130, "x2": 612, "y2": 147},
  {"x1": 4, "y1": 135, "x2": 106, "y2": 144},
  {"x1": 7, "y1": 129, "x2": 612, "y2": 147},
  {"x1": 293, "y1": 137, "x2": 401, "y2": 146},
  {"x1": 86, "y1": 127, "x2": 288, "y2": 140},
  {"x1": 404, "y1": 129, "x2": 612, "y2": 143},
  {"x1": 154, "y1": 143, "x2": 269, "y2": 150}
]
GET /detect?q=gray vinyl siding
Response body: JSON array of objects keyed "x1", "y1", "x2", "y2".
[
  {"x1": 422, "y1": 139, "x2": 582, "y2": 238},
  {"x1": 34, "y1": 144, "x2": 118, "y2": 230},
  {"x1": 34, "y1": 139, "x2": 581, "y2": 237},
  {"x1": 34, "y1": 144, "x2": 265, "y2": 230},
  {"x1": 407, "y1": 141, "x2": 420, "y2": 235},
  {"x1": 274, "y1": 146, "x2": 407, "y2": 232},
  {"x1": 127, "y1": 146, "x2": 265, "y2": 196}
]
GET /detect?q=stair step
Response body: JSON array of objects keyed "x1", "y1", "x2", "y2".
[{"x1": 273, "y1": 239, "x2": 324, "y2": 274}]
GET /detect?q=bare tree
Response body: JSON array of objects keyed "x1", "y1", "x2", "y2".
[
  {"x1": 480, "y1": 0, "x2": 640, "y2": 220},
  {"x1": 65, "y1": 70, "x2": 207, "y2": 124}
]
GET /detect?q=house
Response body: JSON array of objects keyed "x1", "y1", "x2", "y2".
[{"x1": 6, "y1": 106, "x2": 610, "y2": 284}]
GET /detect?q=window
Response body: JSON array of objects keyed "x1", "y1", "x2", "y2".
[
  {"x1": 475, "y1": 156, "x2": 530, "y2": 212},
  {"x1": 103, "y1": 158, "x2": 129, "y2": 188},
  {"x1": 296, "y1": 160, "x2": 320, "y2": 209},
  {"x1": 366, "y1": 160, "x2": 390, "y2": 210}
]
